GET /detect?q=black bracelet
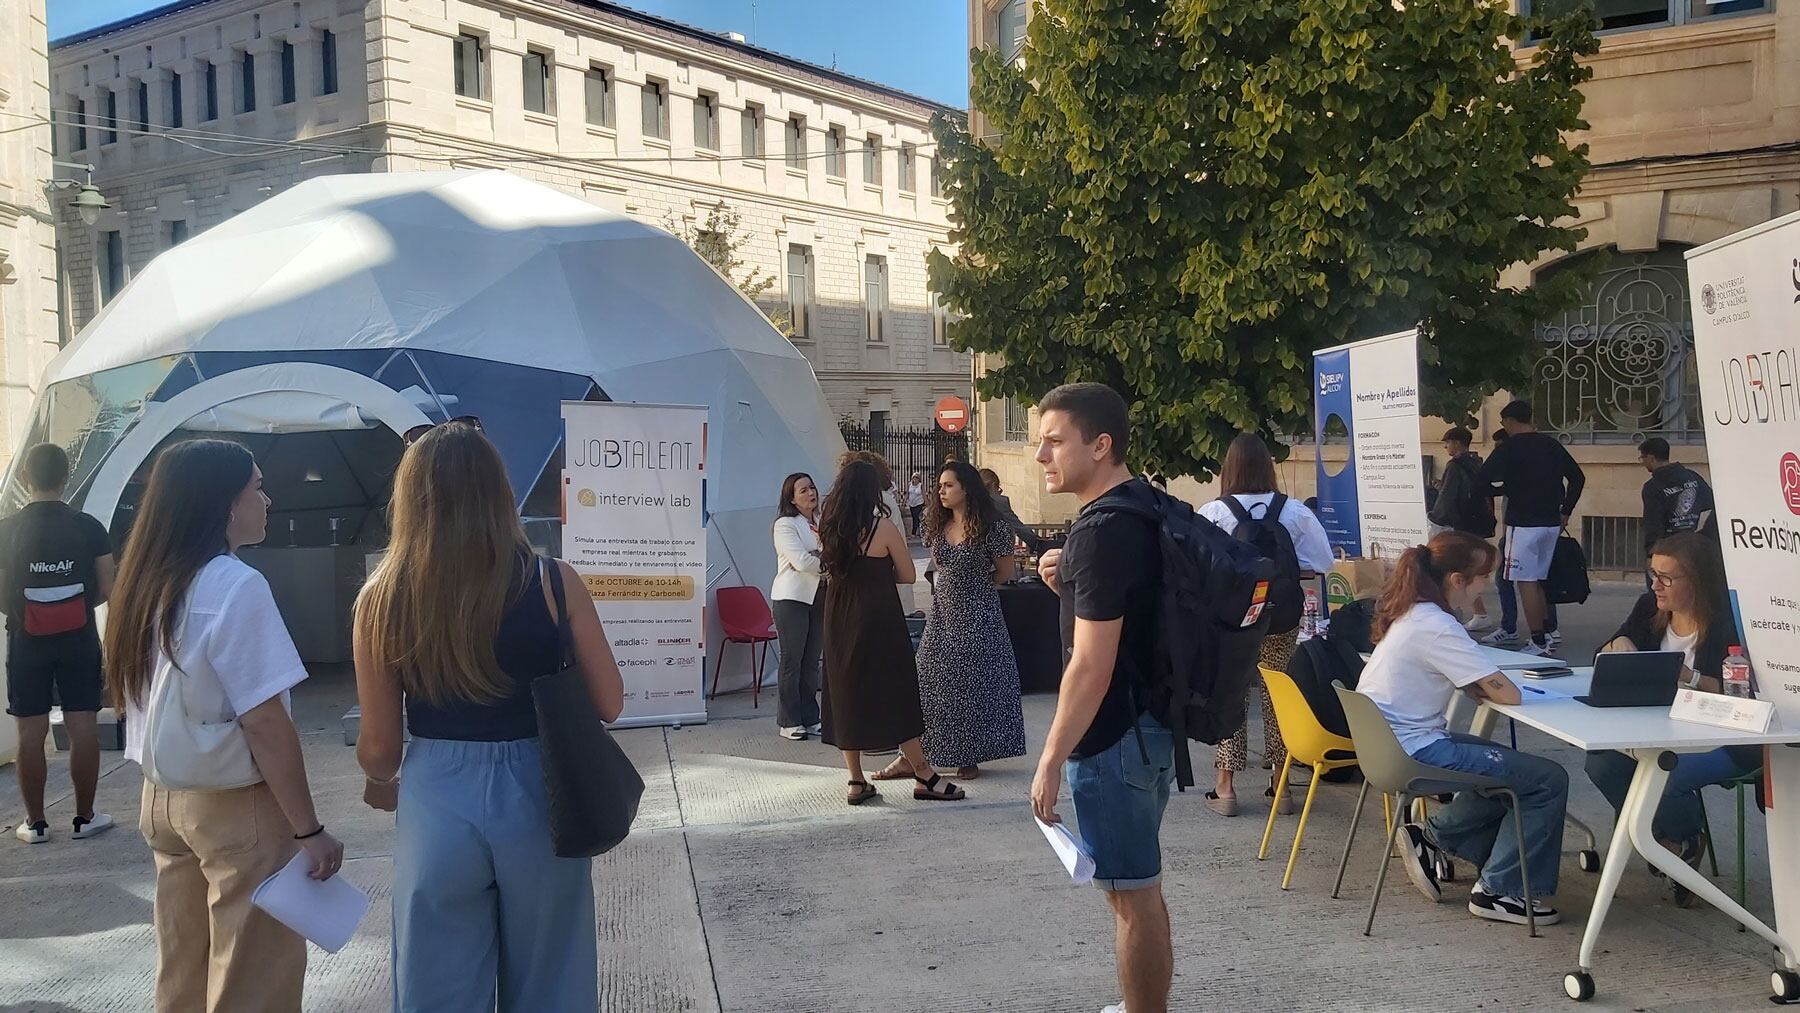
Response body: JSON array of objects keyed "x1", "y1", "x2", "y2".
[{"x1": 294, "y1": 824, "x2": 325, "y2": 841}]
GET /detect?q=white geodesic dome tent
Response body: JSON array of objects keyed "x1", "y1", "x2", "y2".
[{"x1": 12, "y1": 169, "x2": 844, "y2": 691}]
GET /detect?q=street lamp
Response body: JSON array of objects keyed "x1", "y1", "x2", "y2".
[{"x1": 47, "y1": 161, "x2": 111, "y2": 226}]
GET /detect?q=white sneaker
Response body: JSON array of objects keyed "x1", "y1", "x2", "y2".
[
  {"x1": 1519, "y1": 642, "x2": 1558, "y2": 659},
  {"x1": 778, "y1": 725, "x2": 808, "y2": 741},
  {"x1": 807, "y1": 723, "x2": 823, "y2": 736},
  {"x1": 1544, "y1": 630, "x2": 1563, "y2": 649},
  {"x1": 15, "y1": 821, "x2": 48, "y2": 844},
  {"x1": 72, "y1": 813, "x2": 114, "y2": 839},
  {"x1": 1468, "y1": 886, "x2": 1561, "y2": 925},
  {"x1": 1399, "y1": 823, "x2": 1444, "y2": 903},
  {"x1": 1463, "y1": 614, "x2": 1498, "y2": 633},
  {"x1": 1480, "y1": 628, "x2": 1523, "y2": 647},
  {"x1": 1101, "y1": 1004, "x2": 1127, "y2": 1013}
]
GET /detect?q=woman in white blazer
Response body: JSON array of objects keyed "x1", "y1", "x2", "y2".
[{"x1": 771, "y1": 473, "x2": 825, "y2": 740}]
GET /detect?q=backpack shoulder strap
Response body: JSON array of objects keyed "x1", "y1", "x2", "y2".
[{"x1": 1267, "y1": 493, "x2": 1288, "y2": 521}]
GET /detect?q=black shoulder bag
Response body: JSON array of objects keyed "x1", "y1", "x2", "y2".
[{"x1": 534, "y1": 556, "x2": 644, "y2": 858}]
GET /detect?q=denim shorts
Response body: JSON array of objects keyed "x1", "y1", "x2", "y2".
[{"x1": 1066, "y1": 713, "x2": 1174, "y2": 891}]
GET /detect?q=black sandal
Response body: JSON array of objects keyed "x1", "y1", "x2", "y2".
[
  {"x1": 913, "y1": 773, "x2": 965, "y2": 801},
  {"x1": 847, "y1": 780, "x2": 877, "y2": 806}
]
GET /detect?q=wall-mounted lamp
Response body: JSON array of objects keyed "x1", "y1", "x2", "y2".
[{"x1": 47, "y1": 161, "x2": 112, "y2": 226}]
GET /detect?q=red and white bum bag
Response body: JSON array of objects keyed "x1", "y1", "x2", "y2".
[{"x1": 22, "y1": 583, "x2": 88, "y2": 636}]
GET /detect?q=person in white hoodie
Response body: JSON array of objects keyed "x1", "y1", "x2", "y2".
[{"x1": 771, "y1": 472, "x2": 825, "y2": 740}]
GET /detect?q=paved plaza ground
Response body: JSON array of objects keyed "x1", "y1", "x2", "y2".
[{"x1": 1, "y1": 578, "x2": 1789, "y2": 1011}]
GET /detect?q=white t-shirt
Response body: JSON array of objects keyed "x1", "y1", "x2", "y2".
[
  {"x1": 124, "y1": 555, "x2": 309, "y2": 765},
  {"x1": 1356, "y1": 603, "x2": 1498, "y2": 755},
  {"x1": 906, "y1": 482, "x2": 926, "y2": 508},
  {"x1": 1661, "y1": 626, "x2": 1700, "y2": 671},
  {"x1": 1198, "y1": 493, "x2": 1335, "y2": 573}
]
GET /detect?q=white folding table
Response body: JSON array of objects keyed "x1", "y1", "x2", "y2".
[{"x1": 1469, "y1": 670, "x2": 1800, "y2": 1002}]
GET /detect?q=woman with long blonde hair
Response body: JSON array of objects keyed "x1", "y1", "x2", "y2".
[
  {"x1": 107, "y1": 439, "x2": 341, "y2": 1013},
  {"x1": 354, "y1": 420, "x2": 623, "y2": 1012}
]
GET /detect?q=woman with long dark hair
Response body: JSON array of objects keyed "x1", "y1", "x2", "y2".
[
  {"x1": 1358, "y1": 532, "x2": 1569, "y2": 926},
  {"x1": 106, "y1": 439, "x2": 342, "y2": 1012},
  {"x1": 354, "y1": 420, "x2": 623, "y2": 1011},
  {"x1": 1196, "y1": 433, "x2": 1333, "y2": 817},
  {"x1": 818, "y1": 459, "x2": 964, "y2": 804},
  {"x1": 1585, "y1": 532, "x2": 1757, "y2": 905},
  {"x1": 876, "y1": 461, "x2": 1023, "y2": 782},
  {"x1": 771, "y1": 472, "x2": 824, "y2": 740}
]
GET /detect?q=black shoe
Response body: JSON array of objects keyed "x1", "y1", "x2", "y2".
[
  {"x1": 1399, "y1": 823, "x2": 1443, "y2": 903},
  {"x1": 1663, "y1": 837, "x2": 1704, "y2": 908},
  {"x1": 1468, "y1": 886, "x2": 1560, "y2": 925}
]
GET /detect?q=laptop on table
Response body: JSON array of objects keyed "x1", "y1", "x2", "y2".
[{"x1": 1574, "y1": 651, "x2": 1685, "y2": 708}]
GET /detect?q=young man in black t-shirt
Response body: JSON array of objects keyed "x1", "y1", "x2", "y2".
[
  {"x1": 1637, "y1": 437, "x2": 1715, "y2": 555},
  {"x1": 1475, "y1": 400, "x2": 1585, "y2": 657},
  {"x1": 1, "y1": 444, "x2": 116, "y2": 844},
  {"x1": 1029, "y1": 383, "x2": 1170, "y2": 1013}
]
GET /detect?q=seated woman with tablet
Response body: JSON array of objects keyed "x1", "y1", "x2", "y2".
[
  {"x1": 1358, "y1": 532, "x2": 1569, "y2": 926},
  {"x1": 1583, "y1": 532, "x2": 1760, "y2": 906}
]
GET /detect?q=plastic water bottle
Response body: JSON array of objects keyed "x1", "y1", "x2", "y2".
[
  {"x1": 1300, "y1": 589, "x2": 1320, "y2": 641},
  {"x1": 1722, "y1": 647, "x2": 1753, "y2": 699}
]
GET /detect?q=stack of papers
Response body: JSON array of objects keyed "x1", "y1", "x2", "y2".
[
  {"x1": 1035, "y1": 818, "x2": 1096, "y2": 885},
  {"x1": 252, "y1": 851, "x2": 371, "y2": 953}
]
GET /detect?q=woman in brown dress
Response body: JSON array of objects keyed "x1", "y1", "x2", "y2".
[{"x1": 819, "y1": 458, "x2": 965, "y2": 806}]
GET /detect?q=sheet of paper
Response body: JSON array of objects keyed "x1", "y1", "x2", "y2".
[
  {"x1": 251, "y1": 851, "x2": 370, "y2": 953},
  {"x1": 1518, "y1": 683, "x2": 1573, "y2": 702},
  {"x1": 1035, "y1": 817, "x2": 1095, "y2": 885},
  {"x1": 1483, "y1": 646, "x2": 1567, "y2": 671}
]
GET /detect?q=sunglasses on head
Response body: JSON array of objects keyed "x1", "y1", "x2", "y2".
[{"x1": 403, "y1": 415, "x2": 483, "y2": 445}]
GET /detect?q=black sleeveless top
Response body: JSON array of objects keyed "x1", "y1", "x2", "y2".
[{"x1": 404, "y1": 553, "x2": 562, "y2": 742}]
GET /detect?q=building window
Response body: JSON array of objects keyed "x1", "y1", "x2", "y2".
[
  {"x1": 453, "y1": 32, "x2": 485, "y2": 100},
  {"x1": 585, "y1": 65, "x2": 613, "y2": 127},
  {"x1": 203, "y1": 63, "x2": 218, "y2": 121},
  {"x1": 898, "y1": 143, "x2": 917, "y2": 192},
  {"x1": 999, "y1": 0, "x2": 1029, "y2": 62},
  {"x1": 826, "y1": 126, "x2": 847, "y2": 178},
  {"x1": 522, "y1": 49, "x2": 552, "y2": 114},
  {"x1": 164, "y1": 220, "x2": 190, "y2": 250},
  {"x1": 71, "y1": 99, "x2": 86, "y2": 152},
  {"x1": 103, "y1": 91, "x2": 118, "y2": 143},
  {"x1": 641, "y1": 78, "x2": 668, "y2": 140},
  {"x1": 693, "y1": 92, "x2": 718, "y2": 150},
  {"x1": 1532, "y1": 245, "x2": 1700, "y2": 443},
  {"x1": 863, "y1": 134, "x2": 883, "y2": 186},
  {"x1": 240, "y1": 52, "x2": 256, "y2": 113},
  {"x1": 930, "y1": 155, "x2": 945, "y2": 198},
  {"x1": 168, "y1": 73, "x2": 184, "y2": 129},
  {"x1": 279, "y1": 41, "x2": 297, "y2": 104},
  {"x1": 136, "y1": 80, "x2": 151, "y2": 129},
  {"x1": 320, "y1": 30, "x2": 338, "y2": 96},
  {"x1": 1524, "y1": 0, "x2": 1767, "y2": 37},
  {"x1": 99, "y1": 231, "x2": 125, "y2": 306},
  {"x1": 741, "y1": 103, "x2": 763, "y2": 158},
  {"x1": 931, "y1": 287, "x2": 950, "y2": 346},
  {"x1": 864, "y1": 254, "x2": 888, "y2": 342},
  {"x1": 1003, "y1": 398, "x2": 1031, "y2": 442},
  {"x1": 785, "y1": 115, "x2": 806, "y2": 168},
  {"x1": 786, "y1": 244, "x2": 813, "y2": 338}
]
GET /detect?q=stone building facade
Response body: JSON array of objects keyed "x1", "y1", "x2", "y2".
[
  {"x1": 966, "y1": 0, "x2": 1798, "y2": 573},
  {"x1": 50, "y1": 0, "x2": 970, "y2": 429},
  {"x1": 0, "y1": 0, "x2": 57, "y2": 472}
]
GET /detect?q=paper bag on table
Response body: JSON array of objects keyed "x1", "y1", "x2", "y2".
[{"x1": 1325, "y1": 549, "x2": 1390, "y2": 611}]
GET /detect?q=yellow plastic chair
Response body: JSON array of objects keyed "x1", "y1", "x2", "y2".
[{"x1": 1257, "y1": 666, "x2": 1362, "y2": 889}]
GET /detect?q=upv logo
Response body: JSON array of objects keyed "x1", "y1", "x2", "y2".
[{"x1": 1782, "y1": 452, "x2": 1800, "y2": 516}]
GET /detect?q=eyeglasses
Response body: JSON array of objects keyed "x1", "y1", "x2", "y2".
[
  {"x1": 1649, "y1": 570, "x2": 1686, "y2": 589},
  {"x1": 403, "y1": 415, "x2": 482, "y2": 445}
]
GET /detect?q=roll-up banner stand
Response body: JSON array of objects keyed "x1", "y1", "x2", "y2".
[
  {"x1": 561, "y1": 401, "x2": 709, "y2": 728},
  {"x1": 1685, "y1": 220, "x2": 1800, "y2": 955},
  {"x1": 1312, "y1": 329, "x2": 1432, "y2": 559}
]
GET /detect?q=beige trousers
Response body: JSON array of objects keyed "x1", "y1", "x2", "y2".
[{"x1": 139, "y1": 779, "x2": 305, "y2": 1013}]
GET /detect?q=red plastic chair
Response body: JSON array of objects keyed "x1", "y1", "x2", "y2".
[{"x1": 711, "y1": 586, "x2": 778, "y2": 708}]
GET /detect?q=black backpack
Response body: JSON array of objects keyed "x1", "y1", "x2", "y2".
[
  {"x1": 1221, "y1": 494, "x2": 1303, "y2": 634},
  {"x1": 1090, "y1": 483, "x2": 1274, "y2": 790},
  {"x1": 1449, "y1": 456, "x2": 1497, "y2": 538}
]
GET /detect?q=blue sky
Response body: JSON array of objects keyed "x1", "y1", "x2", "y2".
[{"x1": 48, "y1": 0, "x2": 972, "y2": 107}]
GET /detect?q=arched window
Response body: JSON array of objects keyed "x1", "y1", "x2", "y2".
[{"x1": 1531, "y1": 245, "x2": 1700, "y2": 443}]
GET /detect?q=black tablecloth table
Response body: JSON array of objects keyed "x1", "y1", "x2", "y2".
[{"x1": 998, "y1": 580, "x2": 1063, "y2": 694}]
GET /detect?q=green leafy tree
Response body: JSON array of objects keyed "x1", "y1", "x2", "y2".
[
  {"x1": 931, "y1": 0, "x2": 1600, "y2": 477},
  {"x1": 669, "y1": 204, "x2": 790, "y2": 335}
]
